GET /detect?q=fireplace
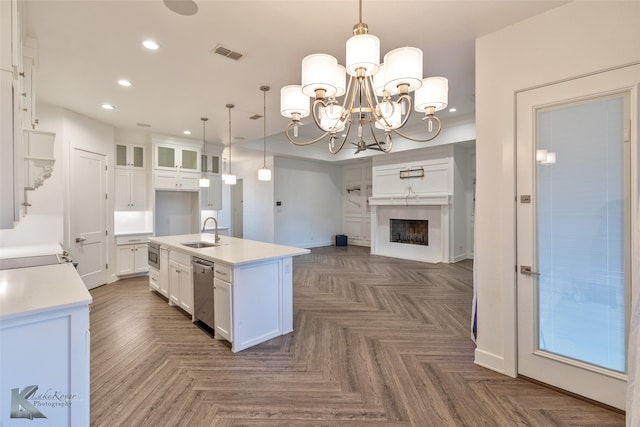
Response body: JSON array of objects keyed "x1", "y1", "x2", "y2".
[
  {"x1": 370, "y1": 203, "x2": 449, "y2": 263},
  {"x1": 390, "y1": 219, "x2": 428, "y2": 245}
]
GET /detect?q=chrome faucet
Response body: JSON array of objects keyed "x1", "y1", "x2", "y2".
[{"x1": 202, "y1": 216, "x2": 220, "y2": 243}]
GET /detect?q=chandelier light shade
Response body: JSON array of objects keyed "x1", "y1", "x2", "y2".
[
  {"x1": 224, "y1": 104, "x2": 236, "y2": 185},
  {"x1": 199, "y1": 117, "x2": 210, "y2": 188},
  {"x1": 383, "y1": 47, "x2": 423, "y2": 93},
  {"x1": 345, "y1": 32, "x2": 380, "y2": 76},
  {"x1": 280, "y1": 85, "x2": 310, "y2": 119},
  {"x1": 280, "y1": 0, "x2": 449, "y2": 155},
  {"x1": 415, "y1": 77, "x2": 449, "y2": 112},
  {"x1": 258, "y1": 85, "x2": 272, "y2": 182},
  {"x1": 302, "y1": 54, "x2": 338, "y2": 98}
]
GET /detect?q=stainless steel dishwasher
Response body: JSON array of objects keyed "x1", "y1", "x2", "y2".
[{"x1": 192, "y1": 257, "x2": 215, "y2": 334}]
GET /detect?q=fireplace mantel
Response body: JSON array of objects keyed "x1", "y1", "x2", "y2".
[{"x1": 368, "y1": 194, "x2": 451, "y2": 206}]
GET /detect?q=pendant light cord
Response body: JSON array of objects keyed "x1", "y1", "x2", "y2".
[
  {"x1": 260, "y1": 85, "x2": 270, "y2": 168},
  {"x1": 226, "y1": 104, "x2": 234, "y2": 174}
]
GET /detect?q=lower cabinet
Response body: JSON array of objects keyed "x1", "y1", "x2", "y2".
[
  {"x1": 213, "y1": 277, "x2": 232, "y2": 341},
  {"x1": 168, "y1": 251, "x2": 193, "y2": 315},
  {"x1": 116, "y1": 243, "x2": 148, "y2": 276},
  {"x1": 0, "y1": 300, "x2": 90, "y2": 425}
]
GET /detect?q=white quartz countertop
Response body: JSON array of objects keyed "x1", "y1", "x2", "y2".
[
  {"x1": 0, "y1": 243, "x2": 63, "y2": 259},
  {"x1": 0, "y1": 263, "x2": 92, "y2": 320},
  {"x1": 149, "y1": 234, "x2": 310, "y2": 266}
]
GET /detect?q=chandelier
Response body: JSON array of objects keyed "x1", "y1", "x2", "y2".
[{"x1": 280, "y1": 0, "x2": 448, "y2": 154}]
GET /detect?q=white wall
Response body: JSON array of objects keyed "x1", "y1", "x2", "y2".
[
  {"x1": 230, "y1": 154, "x2": 275, "y2": 243},
  {"x1": 0, "y1": 103, "x2": 64, "y2": 246},
  {"x1": 274, "y1": 157, "x2": 342, "y2": 248},
  {"x1": 475, "y1": 1, "x2": 640, "y2": 375}
]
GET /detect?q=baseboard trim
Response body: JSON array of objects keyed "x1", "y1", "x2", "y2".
[{"x1": 474, "y1": 348, "x2": 507, "y2": 375}]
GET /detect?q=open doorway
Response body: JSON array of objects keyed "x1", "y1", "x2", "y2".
[{"x1": 231, "y1": 179, "x2": 243, "y2": 238}]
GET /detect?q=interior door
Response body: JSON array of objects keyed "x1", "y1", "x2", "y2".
[
  {"x1": 516, "y1": 65, "x2": 638, "y2": 410},
  {"x1": 71, "y1": 148, "x2": 107, "y2": 289}
]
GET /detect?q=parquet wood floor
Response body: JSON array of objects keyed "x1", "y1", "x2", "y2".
[{"x1": 89, "y1": 245, "x2": 624, "y2": 426}]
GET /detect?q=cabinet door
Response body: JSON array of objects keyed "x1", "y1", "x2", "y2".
[
  {"x1": 115, "y1": 144, "x2": 128, "y2": 168},
  {"x1": 169, "y1": 260, "x2": 180, "y2": 305},
  {"x1": 156, "y1": 145, "x2": 177, "y2": 170},
  {"x1": 200, "y1": 183, "x2": 211, "y2": 210},
  {"x1": 154, "y1": 171, "x2": 179, "y2": 190},
  {"x1": 178, "y1": 173, "x2": 200, "y2": 191},
  {"x1": 131, "y1": 145, "x2": 144, "y2": 168},
  {"x1": 134, "y1": 244, "x2": 148, "y2": 273},
  {"x1": 159, "y1": 248, "x2": 170, "y2": 297},
  {"x1": 114, "y1": 170, "x2": 131, "y2": 210},
  {"x1": 178, "y1": 263, "x2": 193, "y2": 314},
  {"x1": 116, "y1": 245, "x2": 135, "y2": 275},
  {"x1": 214, "y1": 278, "x2": 232, "y2": 341},
  {"x1": 149, "y1": 267, "x2": 160, "y2": 291},
  {"x1": 130, "y1": 170, "x2": 147, "y2": 210},
  {"x1": 180, "y1": 147, "x2": 199, "y2": 172}
]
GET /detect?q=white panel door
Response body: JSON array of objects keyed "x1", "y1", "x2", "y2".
[
  {"x1": 71, "y1": 148, "x2": 107, "y2": 289},
  {"x1": 516, "y1": 65, "x2": 638, "y2": 410}
]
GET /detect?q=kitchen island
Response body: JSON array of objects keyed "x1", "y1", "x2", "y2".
[
  {"x1": 0, "y1": 262, "x2": 92, "y2": 426},
  {"x1": 148, "y1": 234, "x2": 309, "y2": 352}
]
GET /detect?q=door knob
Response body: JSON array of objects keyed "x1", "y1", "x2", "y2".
[{"x1": 75, "y1": 236, "x2": 87, "y2": 243}]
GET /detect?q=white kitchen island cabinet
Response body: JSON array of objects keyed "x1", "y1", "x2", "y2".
[
  {"x1": 148, "y1": 234, "x2": 308, "y2": 352},
  {"x1": 0, "y1": 263, "x2": 92, "y2": 426}
]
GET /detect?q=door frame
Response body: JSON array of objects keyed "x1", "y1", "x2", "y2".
[{"x1": 513, "y1": 64, "x2": 639, "y2": 408}]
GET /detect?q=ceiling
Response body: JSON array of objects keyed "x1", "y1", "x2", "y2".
[{"x1": 24, "y1": 0, "x2": 567, "y2": 164}]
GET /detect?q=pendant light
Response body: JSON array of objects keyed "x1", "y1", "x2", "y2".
[
  {"x1": 199, "y1": 117, "x2": 210, "y2": 187},
  {"x1": 224, "y1": 104, "x2": 237, "y2": 185},
  {"x1": 258, "y1": 85, "x2": 272, "y2": 181}
]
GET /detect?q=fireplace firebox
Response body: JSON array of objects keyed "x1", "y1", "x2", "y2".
[{"x1": 390, "y1": 219, "x2": 428, "y2": 246}]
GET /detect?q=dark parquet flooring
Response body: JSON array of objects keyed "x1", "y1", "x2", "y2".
[{"x1": 89, "y1": 245, "x2": 624, "y2": 426}]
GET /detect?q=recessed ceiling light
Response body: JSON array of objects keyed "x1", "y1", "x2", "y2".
[
  {"x1": 118, "y1": 79, "x2": 132, "y2": 87},
  {"x1": 101, "y1": 104, "x2": 114, "y2": 110},
  {"x1": 142, "y1": 40, "x2": 159, "y2": 50},
  {"x1": 449, "y1": 107, "x2": 457, "y2": 112},
  {"x1": 183, "y1": 130, "x2": 191, "y2": 135}
]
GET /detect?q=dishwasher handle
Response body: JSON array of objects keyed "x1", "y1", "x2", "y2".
[{"x1": 192, "y1": 258, "x2": 214, "y2": 269}]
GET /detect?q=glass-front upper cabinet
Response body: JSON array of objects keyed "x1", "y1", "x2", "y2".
[
  {"x1": 154, "y1": 142, "x2": 200, "y2": 172},
  {"x1": 115, "y1": 144, "x2": 145, "y2": 169},
  {"x1": 201, "y1": 154, "x2": 220, "y2": 174}
]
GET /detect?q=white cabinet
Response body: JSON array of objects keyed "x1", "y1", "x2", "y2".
[
  {"x1": 152, "y1": 138, "x2": 201, "y2": 191},
  {"x1": 159, "y1": 247, "x2": 170, "y2": 297},
  {"x1": 0, "y1": 264, "x2": 91, "y2": 426},
  {"x1": 149, "y1": 267, "x2": 160, "y2": 292},
  {"x1": 116, "y1": 235, "x2": 150, "y2": 276},
  {"x1": 115, "y1": 169, "x2": 147, "y2": 210},
  {"x1": 200, "y1": 174, "x2": 222, "y2": 210},
  {"x1": 213, "y1": 263, "x2": 233, "y2": 341},
  {"x1": 168, "y1": 250, "x2": 193, "y2": 314},
  {"x1": 115, "y1": 143, "x2": 145, "y2": 169},
  {"x1": 154, "y1": 170, "x2": 199, "y2": 191},
  {"x1": 154, "y1": 142, "x2": 200, "y2": 172}
]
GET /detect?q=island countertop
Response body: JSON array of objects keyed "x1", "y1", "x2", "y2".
[
  {"x1": 0, "y1": 262, "x2": 93, "y2": 320},
  {"x1": 148, "y1": 234, "x2": 310, "y2": 266}
]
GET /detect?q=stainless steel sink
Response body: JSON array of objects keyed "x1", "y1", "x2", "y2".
[{"x1": 181, "y1": 241, "x2": 220, "y2": 249}]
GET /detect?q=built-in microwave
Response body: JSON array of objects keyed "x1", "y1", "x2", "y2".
[{"x1": 148, "y1": 242, "x2": 160, "y2": 269}]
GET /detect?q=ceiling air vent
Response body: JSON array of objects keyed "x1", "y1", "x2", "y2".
[
  {"x1": 212, "y1": 45, "x2": 243, "y2": 61},
  {"x1": 249, "y1": 114, "x2": 262, "y2": 120}
]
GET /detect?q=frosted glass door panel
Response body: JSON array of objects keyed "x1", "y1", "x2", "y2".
[
  {"x1": 132, "y1": 146, "x2": 144, "y2": 168},
  {"x1": 536, "y1": 96, "x2": 627, "y2": 372},
  {"x1": 116, "y1": 144, "x2": 127, "y2": 167},
  {"x1": 182, "y1": 149, "x2": 198, "y2": 171},
  {"x1": 157, "y1": 146, "x2": 176, "y2": 168}
]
